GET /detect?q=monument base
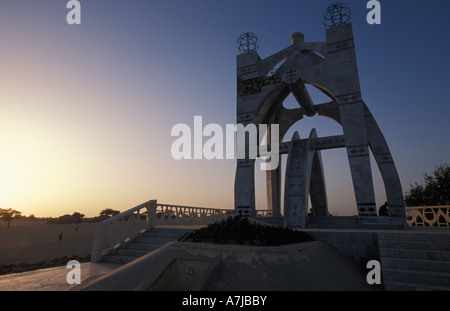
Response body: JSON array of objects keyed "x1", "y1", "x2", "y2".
[
  {"x1": 306, "y1": 216, "x2": 408, "y2": 230},
  {"x1": 80, "y1": 241, "x2": 375, "y2": 291}
]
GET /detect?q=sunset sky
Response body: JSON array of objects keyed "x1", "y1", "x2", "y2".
[{"x1": 1, "y1": 1, "x2": 449, "y2": 217}]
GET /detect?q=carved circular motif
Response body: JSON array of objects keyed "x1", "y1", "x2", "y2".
[
  {"x1": 323, "y1": 3, "x2": 351, "y2": 28},
  {"x1": 236, "y1": 32, "x2": 260, "y2": 54}
]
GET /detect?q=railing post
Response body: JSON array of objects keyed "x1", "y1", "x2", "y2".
[{"x1": 91, "y1": 222, "x2": 104, "y2": 263}]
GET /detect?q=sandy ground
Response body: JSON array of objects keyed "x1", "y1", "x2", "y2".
[{"x1": 0, "y1": 220, "x2": 94, "y2": 266}]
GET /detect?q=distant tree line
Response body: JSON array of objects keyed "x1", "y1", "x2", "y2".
[
  {"x1": 47, "y1": 208, "x2": 121, "y2": 224},
  {"x1": 0, "y1": 207, "x2": 121, "y2": 227}
]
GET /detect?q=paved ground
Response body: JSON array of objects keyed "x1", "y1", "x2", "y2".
[
  {"x1": 0, "y1": 225, "x2": 202, "y2": 291},
  {"x1": 0, "y1": 262, "x2": 122, "y2": 291}
]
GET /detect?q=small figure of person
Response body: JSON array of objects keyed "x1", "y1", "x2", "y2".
[{"x1": 379, "y1": 202, "x2": 388, "y2": 216}]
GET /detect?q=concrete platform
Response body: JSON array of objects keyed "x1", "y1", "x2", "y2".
[{"x1": 80, "y1": 241, "x2": 376, "y2": 291}]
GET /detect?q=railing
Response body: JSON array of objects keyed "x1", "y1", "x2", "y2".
[
  {"x1": 406, "y1": 206, "x2": 450, "y2": 227},
  {"x1": 91, "y1": 200, "x2": 157, "y2": 262},
  {"x1": 155, "y1": 203, "x2": 233, "y2": 226},
  {"x1": 91, "y1": 200, "x2": 233, "y2": 262}
]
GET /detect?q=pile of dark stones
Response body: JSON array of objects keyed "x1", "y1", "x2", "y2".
[{"x1": 180, "y1": 216, "x2": 313, "y2": 246}]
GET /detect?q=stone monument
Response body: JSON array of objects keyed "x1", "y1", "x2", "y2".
[{"x1": 234, "y1": 3, "x2": 406, "y2": 228}]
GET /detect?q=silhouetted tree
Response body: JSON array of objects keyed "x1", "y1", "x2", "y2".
[
  {"x1": 99, "y1": 208, "x2": 120, "y2": 217},
  {"x1": 71, "y1": 212, "x2": 85, "y2": 223},
  {"x1": 0, "y1": 208, "x2": 22, "y2": 228},
  {"x1": 405, "y1": 164, "x2": 450, "y2": 206}
]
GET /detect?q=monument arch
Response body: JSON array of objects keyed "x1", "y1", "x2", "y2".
[{"x1": 234, "y1": 6, "x2": 405, "y2": 228}]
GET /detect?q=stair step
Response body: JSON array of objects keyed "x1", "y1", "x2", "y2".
[
  {"x1": 141, "y1": 232, "x2": 185, "y2": 239},
  {"x1": 383, "y1": 279, "x2": 450, "y2": 291},
  {"x1": 147, "y1": 228, "x2": 193, "y2": 234},
  {"x1": 135, "y1": 237, "x2": 175, "y2": 245},
  {"x1": 378, "y1": 240, "x2": 450, "y2": 251},
  {"x1": 378, "y1": 232, "x2": 450, "y2": 243},
  {"x1": 380, "y1": 257, "x2": 450, "y2": 273},
  {"x1": 103, "y1": 255, "x2": 137, "y2": 265},
  {"x1": 379, "y1": 248, "x2": 450, "y2": 261},
  {"x1": 306, "y1": 224, "x2": 363, "y2": 229},
  {"x1": 383, "y1": 268, "x2": 450, "y2": 287},
  {"x1": 306, "y1": 217, "x2": 406, "y2": 229},
  {"x1": 113, "y1": 249, "x2": 151, "y2": 258},
  {"x1": 125, "y1": 243, "x2": 163, "y2": 251}
]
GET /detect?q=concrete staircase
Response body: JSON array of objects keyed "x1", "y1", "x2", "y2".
[
  {"x1": 378, "y1": 230, "x2": 450, "y2": 291},
  {"x1": 103, "y1": 227, "x2": 193, "y2": 264}
]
